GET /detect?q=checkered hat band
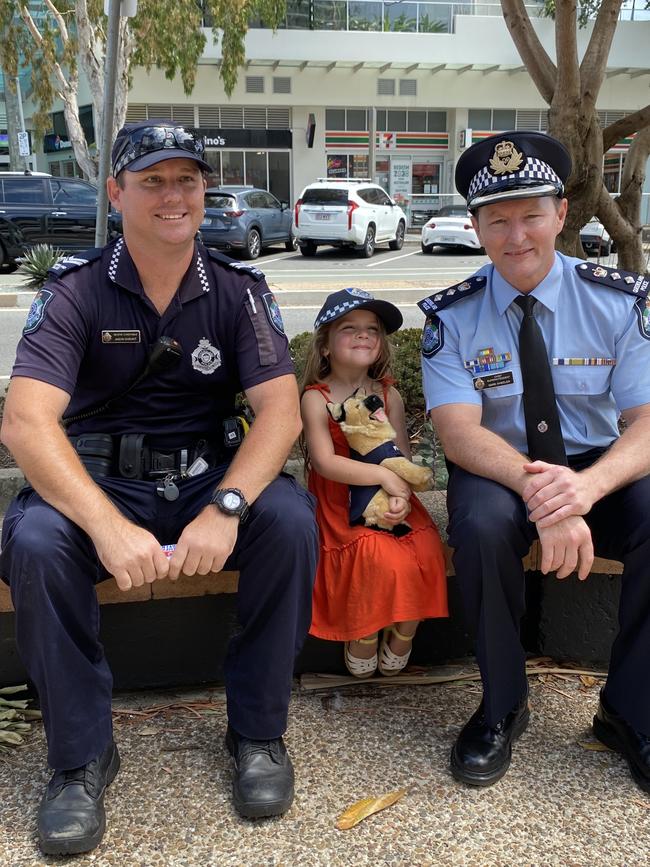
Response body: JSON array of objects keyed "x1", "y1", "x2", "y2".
[
  {"x1": 467, "y1": 157, "x2": 561, "y2": 202},
  {"x1": 314, "y1": 298, "x2": 365, "y2": 329}
]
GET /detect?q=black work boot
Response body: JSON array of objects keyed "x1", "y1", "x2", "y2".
[
  {"x1": 593, "y1": 691, "x2": 650, "y2": 794},
  {"x1": 225, "y1": 725, "x2": 294, "y2": 818},
  {"x1": 37, "y1": 740, "x2": 120, "y2": 855},
  {"x1": 451, "y1": 693, "x2": 529, "y2": 787}
]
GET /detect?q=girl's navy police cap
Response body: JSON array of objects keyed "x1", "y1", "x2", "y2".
[
  {"x1": 455, "y1": 130, "x2": 572, "y2": 212},
  {"x1": 314, "y1": 288, "x2": 403, "y2": 334}
]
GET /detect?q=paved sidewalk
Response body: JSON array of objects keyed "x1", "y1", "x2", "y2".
[{"x1": 2, "y1": 667, "x2": 649, "y2": 866}]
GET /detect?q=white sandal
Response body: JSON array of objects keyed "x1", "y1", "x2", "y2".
[
  {"x1": 378, "y1": 625, "x2": 416, "y2": 676},
  {"x1": 344, "y1": 635, "x2": 378, "y2": 678}
]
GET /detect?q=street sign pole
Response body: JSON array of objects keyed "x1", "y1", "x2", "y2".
[{"x1": 15, "y1": 76, "x2": 30, "y2": 171}]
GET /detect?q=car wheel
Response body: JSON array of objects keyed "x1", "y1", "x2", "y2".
[
  {"x1": 0, "y1": 242, "x2": 6, "y2": 269},
  {"x1": 285, "y1": 233, "x2": 298, "y2": 252},
  {"x1": 242, "y1": 228, "x2": 262, "y2": 260},
  {"x1": 300, "y1": 241, "x2": 317, "y2": 257},
  {"x1": 421, "y1": 242, "x2": 434, "y2": 254},
  {"x1": 359, "y1": 225, "x2": 376, "y2": 258},
  {"x1": 389, "y1": 221, "x2": 405, "y2": 251}
]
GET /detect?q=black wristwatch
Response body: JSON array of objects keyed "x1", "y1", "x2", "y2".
[{"x1": 210, "y1": 487, "x2": 250, "y2": 523}]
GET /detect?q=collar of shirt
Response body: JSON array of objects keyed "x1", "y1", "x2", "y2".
[
  {"x1": 492, "y1": 252, "x2": 563, "y2": 317},
  {"x1": 107, "y1": 237, "x2": 211, "y2": 303}
]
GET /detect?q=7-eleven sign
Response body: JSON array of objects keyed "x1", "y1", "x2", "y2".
[{"x1": 378, "y1": 132, "x2": 396, "y2": 150}]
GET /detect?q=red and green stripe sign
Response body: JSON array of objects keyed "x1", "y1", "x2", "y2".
[{"x1": 325, "y1": 131, "x2": 449, "y2": 149}]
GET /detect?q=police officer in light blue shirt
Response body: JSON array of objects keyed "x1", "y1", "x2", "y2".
[{"x1": 419, "y1": 130, "x2": 650, "y2": 794}]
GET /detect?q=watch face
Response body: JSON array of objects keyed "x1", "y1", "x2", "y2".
[{"x1": 222, "y1": 491, "x2": 242, "y2": 511}]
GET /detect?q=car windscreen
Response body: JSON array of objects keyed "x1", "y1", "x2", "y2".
[
  {"x1": 438, "y1": 206, "x2": 469, "y2": 217},
  {"x1": 302, "y1": 189, "x2": 348, "y2": 206},
  {"x1": 205, "y1": 194, "x2": 237, "y2": 209}
]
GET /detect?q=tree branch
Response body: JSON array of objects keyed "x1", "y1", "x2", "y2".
[
  {"x1": 18, "y1": 2, "x2": 75, "y2": 97},
  {"x1": 500, "y1": 0, "x2": 556, "y2": 104},
  {"x1": 554, "y1": 2, "x2": 580, "y2": 104},
  {"x1": 43, "y1": 0, "x2": 70, "y2": 42},
  {"x1": 580, "y1": 0, "x2": 623, "y2": 104},
  {"x1": 603, "y1": 105, "x2": 650, "y2": 153}
]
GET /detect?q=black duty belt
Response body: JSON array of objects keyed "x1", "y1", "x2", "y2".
[{"x1": 70, "y1": 432, "x2": 230, "y2": 480}]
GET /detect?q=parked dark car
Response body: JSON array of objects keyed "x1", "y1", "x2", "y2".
[
  {"x1": 201, "y1": 186, "x2": 295, "y2": 259},
  {"x1": 0, "y1": 171, "x2": 100, "y2": 268}
]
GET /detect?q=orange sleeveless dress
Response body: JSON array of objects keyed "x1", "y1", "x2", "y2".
[{"x1": 306, "y1": 382, "x2": 448, "y2": 642}]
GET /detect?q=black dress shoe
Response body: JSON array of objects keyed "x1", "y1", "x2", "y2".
[
  {"x1": 37, "y1": 740, "x2": 120, "y2": 855},
  {"x1": 225, "y1": 725, "x2": 294, "y2": 818},
  {"x1": 451, "y1": 694, "x2": 529, "y2": 787},
  {"x1": 593, "y1": 693, "x2": 650, "y2": 794}
]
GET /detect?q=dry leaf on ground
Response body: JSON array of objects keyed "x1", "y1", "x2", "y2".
[
  {"x1": 579, "y1": 675, "x2": 598, "y2": 688},
  {"x1": 336, "y1": 788, "x2": 407, "y2": 830},
  {"x1": 578, "y1": 741, "x2": 611, "y2": 751}
]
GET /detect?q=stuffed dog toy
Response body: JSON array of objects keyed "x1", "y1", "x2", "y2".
[{"x1": 327, "y1": 387, "x2": 433, "y2": 531}]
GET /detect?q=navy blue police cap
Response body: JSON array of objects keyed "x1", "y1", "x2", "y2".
[
  {"x1": 455, "y1": 130, "x2": 571, "y2": 212},
  {"x1": 314, "y1": 288, "x2": 403, "y2": 334},
  {"x1": 111, "y1": 119, "x2": 211, "y2": 177}
]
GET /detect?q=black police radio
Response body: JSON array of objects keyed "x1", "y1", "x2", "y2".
[{"x1": 62, "y1": 335, "x2": 183, "y2": 426}]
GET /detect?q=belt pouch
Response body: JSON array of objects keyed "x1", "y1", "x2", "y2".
[
  {"x1": 73, "y1": 433, "x2": 114, "y2": 478},
  {"x1": 119, "y1": 433, "x2": 146, "y2": 479}
]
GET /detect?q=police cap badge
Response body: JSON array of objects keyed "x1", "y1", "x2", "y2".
[{"x1": 456, "y1": 130, "x2": 571, "y2": 212}]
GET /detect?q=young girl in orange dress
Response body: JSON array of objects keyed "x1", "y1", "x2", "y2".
[{"x1": 300, "y1": 288, "x2": 448, "y2": 677}]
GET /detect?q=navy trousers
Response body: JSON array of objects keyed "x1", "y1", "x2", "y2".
[
  {"x1": 1, "y1": 469, "x2": 318, "y2": 770},
  {"x1": 447, "y1": 452, "x2": 650, "y2": 732}
]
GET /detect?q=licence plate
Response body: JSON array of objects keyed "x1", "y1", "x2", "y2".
[
  {"x1": 315, "y1": 213, "x2": 331, "y2": 221},
  {"x1": 441, "y1": 236, "x2": 456, "y2": 242}
]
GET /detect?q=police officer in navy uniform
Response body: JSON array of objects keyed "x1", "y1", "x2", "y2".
[
  {"x1": 0, "y1": 121, "x2": 318, "y2": 855},
  {"x1": 419, "y1": 131, "x2": 650, "y2": 793}
]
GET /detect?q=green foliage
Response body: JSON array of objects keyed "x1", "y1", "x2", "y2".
[
  {"x1": 17, "y1": 244, "x2": 64, "y2": 291},
  {"x1": 0, "y1": 0, "x2": 287, "y2": 139}
]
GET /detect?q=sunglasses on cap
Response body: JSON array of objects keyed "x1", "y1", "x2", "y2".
[{"x1": 112, "y1": 126, "x2": 206, "y2": 177}]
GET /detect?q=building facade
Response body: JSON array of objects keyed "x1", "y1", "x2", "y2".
[{"x1": 14, "y1": 5, "x2": 650, "y2": 224}]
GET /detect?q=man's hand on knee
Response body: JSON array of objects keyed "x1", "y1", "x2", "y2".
[
  {"x1": 537, "y1": 515, "x2": 594, "y2": 581},
  {"x1": 167, "y1": 508, "x2": 238, "y2": 581},
  {"x1": 522, "y1": 462, "x2": 597, "y2": 527}
]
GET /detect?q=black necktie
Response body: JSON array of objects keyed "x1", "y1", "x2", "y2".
[{"x1": 514, "y1": 295, "x2": 567, "y2": 465}]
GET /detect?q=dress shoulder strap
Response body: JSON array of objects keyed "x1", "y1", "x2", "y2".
[{"x1": 304, "y1": 382, "x2": 331, "y2": 401}]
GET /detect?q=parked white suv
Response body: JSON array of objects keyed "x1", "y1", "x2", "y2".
[{"x1": 293, "y1": 178, "x2": 407, "y2": 257}]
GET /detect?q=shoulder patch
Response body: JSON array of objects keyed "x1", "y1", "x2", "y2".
[
  {"x1": 205, "y1": 247, "x2": 264, "y2": 281},
  {"x1": 575, "y1": 262, "x2": 649, "y2": 299},
  {"x1": 261, "y1": 291, "x2": 285, "y2": 335},
  {"x1": 421, "y1": 315, "x2": 444, "y2": 358},
  {"x1": 48, "y1": 248, "x2": 103, "y2": 278},
  {"x1": 635, "y1": 296, "x2": 650, "y2": 340},
  {"x1": 23, "y1": 288, "x2": 54, "y2": 335},
  {"x1": 417, "y1": 274, "x2": 487, "y2": 315}
]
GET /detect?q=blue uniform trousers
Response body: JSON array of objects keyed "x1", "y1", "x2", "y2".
[
  {"x1": 446, "y1": 449, "x2": 650, "y2": 732},
  {"x1": 1, "y1": 469, "x2": 318, "y2": 770}
]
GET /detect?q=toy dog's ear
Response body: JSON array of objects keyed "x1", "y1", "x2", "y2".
[
  {"x1": 326, "y1": 401, "x2": 345, "y2": 422},
  {"x1": 353, "y1": 386, "x2": 367, "y2": 398}
]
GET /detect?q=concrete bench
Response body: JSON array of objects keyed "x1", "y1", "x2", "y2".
[{"x1": 0, "y1": 469, "x2": 625, "y2": 685}]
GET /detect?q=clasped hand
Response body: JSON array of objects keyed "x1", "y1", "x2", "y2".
[
  {"x1": 95, "y1": 507, "x2": 238, "y2": 591},
  {"x1": 522, "y1": 461, "x2": 597, "y2": 581},
  {"x1": 522, "y1": 461, "x2": 597, "y2": 526}
]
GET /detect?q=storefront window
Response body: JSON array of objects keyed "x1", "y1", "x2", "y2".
[
  {"x1": 347, "y1": 109, "x2": 367, "y2": 130},
  {"x1": 246, "y1": 152, "x2": 267, "y2": 188},
  {"x1": 327, "y1": 154, "x2": 348, "y2": 178},
  {"x1": 408, "y1": 112, "x2": 427, "y2": 132},
  {"x1": 204, "y1": 150, "x2": 290, "y2": 200},
  {"x1": 412, "y1": 161, "x2": 440, "y2": 195},
  {"x1": 326, "y1": 109, "x2": 346, "y2": 130},
  {"x1": 268, "y1": 152, "x2": 290, "y2": 202},
  {"x1": 350, "y1": 154, "x2": 369, "y2": 178},
  {"x1": 387, "y1": 110, "x2": 407, "y2": 132},
  {"x1": 222, "y1": 151, "x2": 244, "y2": 185}
]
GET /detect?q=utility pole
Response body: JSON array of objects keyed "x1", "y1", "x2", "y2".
[
  {"x1": 95, "y1": 0, "x2": 137, "y2": 247},
  {"x1": 4, "y1": 76, "x2": 27, "y2": 171},
  {"x1": 368, "y1": 106, "x2": 376, "y2": 182}
]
